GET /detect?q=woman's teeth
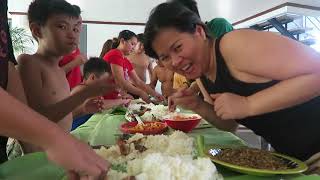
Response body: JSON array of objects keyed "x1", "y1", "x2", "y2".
[{"x1": 182, "y1": 64, "x2": 191, "y2": 71}]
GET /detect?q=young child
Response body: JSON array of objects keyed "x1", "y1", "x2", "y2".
[
  {"x1": 18, "y1": 0, "x2": 114, "y2": 153},
  {"x1": 0, "y1": 0, "x2": 109, "y2": 177},
  {"x1": 71, "y1": 57, "x2": 130, "y2": 130},
  {"x1": 150, "y1": 60, "x2": 176, "y2": 98},
  {"x1": 128, "y1": 33, "x2": 153, "y2": 83}
]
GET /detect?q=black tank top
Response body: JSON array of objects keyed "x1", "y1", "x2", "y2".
[
  {"x1": 0, "y1": 0, "x2": 18, "y2": 163},
  {"x1": 201, "y1": 35, "x2": 320, "y2": 160}
]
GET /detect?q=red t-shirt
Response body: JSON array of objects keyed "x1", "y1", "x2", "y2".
[
  {"x1": 59, "y1": 48, "x2": 83, "y2": 89},
  {"x1": 103, "y1": 49, "x2": 134, "y2": 99}
]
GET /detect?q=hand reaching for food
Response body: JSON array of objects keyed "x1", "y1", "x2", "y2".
[
  {"x1": 102, "y1": 99, "x2": 131, "y2": 110},
  {"x1": 82, "y1": 97, "x2": 104, "y2": 114}
]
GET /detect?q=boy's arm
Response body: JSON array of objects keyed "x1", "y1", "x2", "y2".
[
  {"x1": 111, "y1": 64, "x2": 147, "y2": 97},
  {"x1": 61, "y1": 54, "x2": 87, "y2": 73},
  {"x1": 129, "y1": 70, "x2": 163, "y2": 99},
  {"x1": 70, "y1": 85, "x2": 86, "y2": 119},
  {"x1": 149, "y1": 66, "x2": 158, "y2": 89},
  {"x1": 18, "y1": 55, "x2": 114, "y2": 122},
  {"x1": 147, "y1": 59, "x2": 153, "y2": 81}
]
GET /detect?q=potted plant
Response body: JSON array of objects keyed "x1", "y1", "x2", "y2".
[{"x1": 9, "y1": 26, "x2": 34, "y2": 56}]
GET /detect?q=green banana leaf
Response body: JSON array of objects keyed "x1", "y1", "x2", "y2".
[
  {"x1": 0, "y1": 110, "x2": 317, "y2": 180},
  {"x1": 0, "y1": 152, "x2": 64, "y2": 180}
]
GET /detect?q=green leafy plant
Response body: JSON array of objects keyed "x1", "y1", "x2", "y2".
[{"x1": 9, "y1": 26, "x2": 34, "y2": 55}]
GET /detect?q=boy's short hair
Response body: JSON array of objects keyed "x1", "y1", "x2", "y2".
[
  {"x1": 83, "y1": 57, "x2": 111, "y2": 79},
  {"x1": 28, "y1": 0, "x2": 80, "y2": 26},
  {"x1": 72, "y1": 5, "x2": 81, "y2": 15}
]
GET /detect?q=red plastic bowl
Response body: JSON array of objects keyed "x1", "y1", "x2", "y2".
[
  {"x1": 120, "y1": 121, "x2": 168, "y2": 135},
  {"x1": 164, "y1": 114, "x2": 201, "y2": 133}
]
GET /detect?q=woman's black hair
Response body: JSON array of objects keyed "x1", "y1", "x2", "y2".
[
  {"x1": 112, "y1": 30, "x2": 137, "y2": 49},
  {"x1": 144, "y1": 1, "x2": 208, "y2": 59},
  {"x1": 99, "y1": 39, "x2": 113, "y2": 58},
  {"x1": 137, "y1": 33, "x2": 144, "y2": 43},
  {"x1": 169, "y1": 0, "x2": 200, "y2": 18}
]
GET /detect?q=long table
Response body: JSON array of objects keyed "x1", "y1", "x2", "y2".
[{"x1": 0, "y1": 111, "x2": 318, "y2": 180}]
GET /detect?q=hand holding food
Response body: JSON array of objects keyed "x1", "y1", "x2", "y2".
[
  {"x1": 210, "y1": 93, "x2": 251, "y2": 120},
  {"x1": 168, "y1": 88, "x2": 201, "y2": 112}
]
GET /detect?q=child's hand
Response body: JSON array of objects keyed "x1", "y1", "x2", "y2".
[
  {"x1": 121, "y1": 93, "x2": 134, "y2": 100},
  {"x1": 85, "y1": 75, "x2": 117, "y2": 97},
  {"x1": 82, "y1": 97, "x2": 103, "y2": 114},
  {"x1": 101, "y1": 99, "x2": 131, "y2": 109},
  {"x1": 121, "y1": 99, "x2": 131, "y2": 107},
  {"x1": 74, "y1": 54, "x2": 88, "y2": 65}
]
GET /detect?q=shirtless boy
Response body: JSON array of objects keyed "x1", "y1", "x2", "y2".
[
  {"x1": 18, "y1": 0, "x2": 114, "y2": 153},
  {"x1": 149, "y1": 60, "x2": 176, "y2": 98},
  {"x1": 128, "y1": 33, "x2": 153, "y2": 83}
]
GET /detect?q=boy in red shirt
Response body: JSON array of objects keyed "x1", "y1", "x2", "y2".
[{"x1": 59, "y1": 5, "x2": 85, "y2": 89}]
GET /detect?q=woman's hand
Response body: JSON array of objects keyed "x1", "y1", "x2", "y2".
[
  {"x1": 210, "y1": 93, "x2": 251, "y2": 120},
  {"x1": 168, "y1": 88, "x2": 202, "y2": 112},
  {"x1": 140, "y1": 92, "x2": 151, "y2": 103}
]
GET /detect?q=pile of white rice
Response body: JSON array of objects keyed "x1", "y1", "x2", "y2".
[
  {"x1": 96, "y1": 131, "x2": 222, "y2": 180},
  {"x1": 127, "y1": 154, "x2": 221, "y2": 180},
  {"x1": 127, "y1": 103, "x2": 170, "y2": 121}
]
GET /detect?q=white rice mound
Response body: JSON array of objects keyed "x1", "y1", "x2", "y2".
[
  {"x1": 140, "y1": 104, "x2": 169, "y2": 121},
  {"x1": 97, "y1": 131, "x2": 223, "y2": 180},
  {"x1": 127, "y1": 103, "x2": 170, "y2": 121},
  {"x1": 127, "y1": 153, "x2": 222, "y2": 180},
  {"x1": 96, "y1": 131, "x2": 194, "y2": 164}
]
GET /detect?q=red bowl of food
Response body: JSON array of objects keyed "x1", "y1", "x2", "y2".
[
  {"x1": 120, "y1": 121, "x2": 168, "y2": 135},
  {"x1": 163, "y1": 114, "x2": 202, "y2": 133}
]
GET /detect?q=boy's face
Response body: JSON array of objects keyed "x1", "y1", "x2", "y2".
[{"x1": 34, "y1": 14, "x2": 81, "y2": 56}]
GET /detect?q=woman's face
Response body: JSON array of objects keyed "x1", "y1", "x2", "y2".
[
  {"x1": 123, "y1": 37, "x2": 137, "y2": 55},
  {"x1": 152, "y1": 26, "x2": 207, "y2": 79}
]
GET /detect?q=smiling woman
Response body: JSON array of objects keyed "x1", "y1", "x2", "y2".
[{"x1": 144, "y1": 1, "x2": 320, "y2": 165}]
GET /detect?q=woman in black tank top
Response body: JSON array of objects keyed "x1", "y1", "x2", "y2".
[{"x1": 144, "y1": 1, "x2": 320, "y2": 164}]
